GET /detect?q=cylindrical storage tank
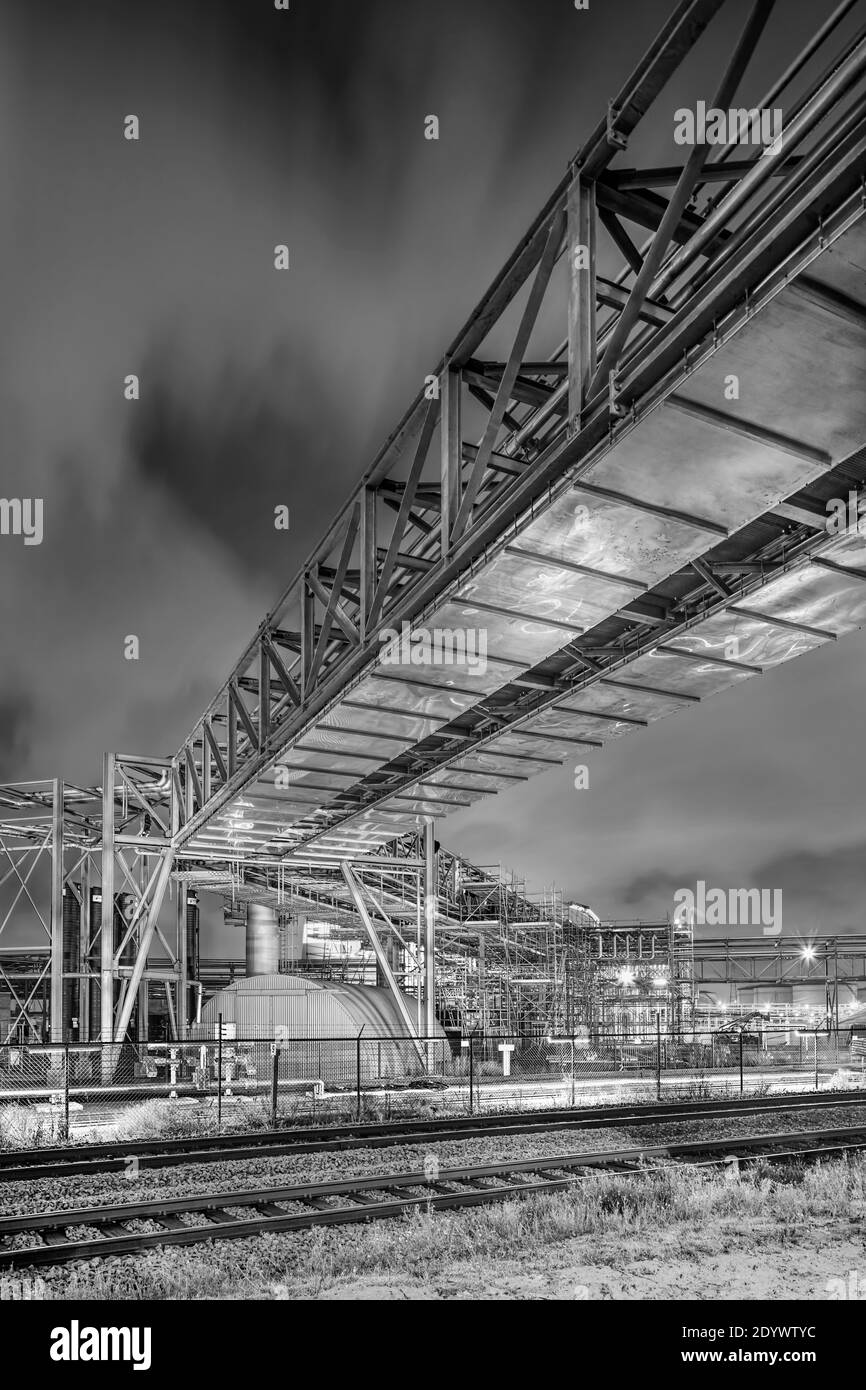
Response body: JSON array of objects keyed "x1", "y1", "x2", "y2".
[
  {"x1": 61, "y1": 885, "x2": 81, "y2": 1037},
  {"x1": 196, "y1": 974, "x2": 448, "y2": 1082},
  {"x1": 246, "y1": 903, "x2": 280, "y2": 977}
]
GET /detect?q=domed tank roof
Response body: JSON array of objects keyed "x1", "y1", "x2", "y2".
[{"x1": 199, "y1": 972, "x2": 445, "y2": 1040}]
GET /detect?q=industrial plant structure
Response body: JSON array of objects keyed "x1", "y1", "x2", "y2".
[
  {"x1": 0, "y1": 782, "x2": 694, "y2": 1044},
  {"x1": 1, "y1": 0, "x2": 865, "y2": 1061}
]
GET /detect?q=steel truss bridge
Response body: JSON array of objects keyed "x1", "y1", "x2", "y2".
[{"x1": 2, "y1": 0, "x2": 866, "y2": 1044}]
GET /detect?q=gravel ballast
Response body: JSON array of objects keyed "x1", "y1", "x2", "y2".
[{"x1": 2, "y1": 1101, "x2": 865, "y2": 1231}]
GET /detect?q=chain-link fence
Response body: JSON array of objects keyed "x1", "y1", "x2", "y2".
[
  {"x1": 0, "y1": 1026, "x2": 863, "y2": 1145},
  {"x1": 460, "y1": 1027, "x2": 866, "y2": 1112}
]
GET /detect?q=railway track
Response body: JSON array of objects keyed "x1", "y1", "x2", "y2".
[
  {"x1": 1, "y1": 1087, "x2": 864, "y2": 1182},
  {"x1": 1, "y1": 1121, "x2": 864, "y2": 1270}
]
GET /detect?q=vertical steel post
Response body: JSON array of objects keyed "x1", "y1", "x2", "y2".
[
  {"x1": 137, "y1": 980, "x2": 149, "y2": 1044},
  {"x1": 177, "y1": 889, "x2": 187, "y2": 1042},
  {"x1": 424, "y1": 820, "x2": 436, "y2": 1043},
  {"x1": 815, "y1": 1030, "x2": 819, "y2": 1091},
  {"x1": 63, "y1": 1041, "x2": 70, "y2": 1137},
  {"x1": 258, "y1": 636, "x2": 271, "y2": 752},
  {"x1": 739, "y1": 1032, "x2": 744, "y2": 1096},
  {"x1": 217, "y1": 1013, "x2": 223, "y2": 1132},
  {"x1": 356, "y1": 1028, "x2": 363, "y2": 1121},
  {"x1": 469, "y1": 1032, "x2": 475, "y2": 1116},
  {"x1": 172, "y1": 763, "x2": 186, "y2": 1042},
  {"x1": 271, "y1": 1045, "x2": 280, "y2": 1127},
  {"x1": 656, "y1": 1011, "x2": 662, "y2": 1101},
  {"x1": 100, "y1": 754, "x2": 116, "y2": 1045},
  {"x1": 50, "y1": 779, "x2": 64, "y2": 1043},
  {"x1": 79, "y1": 855, "x2": 91, "y2": 1043}
]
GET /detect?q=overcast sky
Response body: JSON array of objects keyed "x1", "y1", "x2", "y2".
[{"x1": 2, "y1": 0, "x2": 864, "y2": 946}]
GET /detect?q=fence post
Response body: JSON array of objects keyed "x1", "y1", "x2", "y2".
[
  {"x1": 271, "y1": 1045, "x2": 280, "y2": 1127},
  {"x1": 815, "y1": 1030, "x2": 819, "y2": 1091},
  {"x1": 656, "y1": 1013, "x2": 661, "y2": 1101},
  {"x1": 739, "y1": 1032, "x2": 744, "y2": 1097},
  {"x1": 469, "y1": 1033, "x2": 475, "y2": 1116},
  {"x1": 571, "y1": 1036, "x2": 576, "y2": 1109},
  {"x1": 64, "y1": 1042, "x2": 70, "y2": 1139},
  {"x1": 217, "y1": 1013, "x2": 223, "y2": 1132},
  {"x1": 356, "y1": 1027, "x2": 364, "y2": 1121}
]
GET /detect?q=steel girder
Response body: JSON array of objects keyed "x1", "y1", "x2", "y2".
[
  {"x1": 166, "y1": 0, "x2": 866, "y2": 866},
  {"x1": 692, "y1": 935, "x2": 866, "y2": 986}
]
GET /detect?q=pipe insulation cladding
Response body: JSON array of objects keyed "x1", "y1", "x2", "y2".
[{"x1": 246, "y1": 902, "x2": 280, "y2": 977}]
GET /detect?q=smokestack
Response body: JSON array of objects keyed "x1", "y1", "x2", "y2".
[{"x1": 246, "y1": 902, "x2": 279, "y2": 977}]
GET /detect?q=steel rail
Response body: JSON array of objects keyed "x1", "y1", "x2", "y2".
[
  {"x1": 2, "y1": 1123, "x2": 865, "y2": 1270},
  {"x1": 1, "y1": 1088, "x2": 863, "y2": 1182}
]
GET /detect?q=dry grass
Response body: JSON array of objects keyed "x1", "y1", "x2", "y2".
[
  {"x1": 0, "y1": 1105, "x2": 61, "y2": 1151},
  {"x1": 19, "y1": 1152, "x2": 866, "y2": 1301}
]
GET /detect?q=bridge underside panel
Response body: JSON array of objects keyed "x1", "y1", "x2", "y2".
[
  {"x1": 746, "y1": 553, "x2": 866, "y2": 634},
  {"x1": 184, "y1": 209, "x2": 866, "y2": 865}
]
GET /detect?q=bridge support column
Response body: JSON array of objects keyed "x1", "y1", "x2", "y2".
[{"x1": 424, "y1": 820, "x2": 437, "y2": 1040}]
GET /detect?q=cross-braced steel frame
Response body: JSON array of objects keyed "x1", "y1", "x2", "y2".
[
  {"x1": 4, "y1": 0, "x2": 866, "y2": 1045},
  {"x1": 166, "y1": 0, "x2": 866, "y2": 860}
]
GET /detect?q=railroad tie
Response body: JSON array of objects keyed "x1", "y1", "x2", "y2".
[
  {"x1": 41, "y1": 1229, "x2": 73, "y2": 1246},
  {"x1": 98, "y1": 1221, "x2": 133, "y2": 1238},
  {"x1": 156, "y1": 1214, "x2": 189, "y2": 1232},
  {"x1": 255, "y1": 1202, "x2": 289, "y2": 1218}
]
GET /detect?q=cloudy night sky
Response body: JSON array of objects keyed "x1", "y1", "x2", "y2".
[{"x1": 1, "y1": 0, "x2": 864, "y2": 945}]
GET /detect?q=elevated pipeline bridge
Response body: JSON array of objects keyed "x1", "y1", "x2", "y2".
[
  {"x1": 4, "y1": 0, "x2": 866, "y2": 1043},
  {"x1": 168, "y1": 0, "x2": 866, "y2": 873}
]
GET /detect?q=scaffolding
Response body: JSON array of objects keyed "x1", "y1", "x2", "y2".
[{"x1": 0, "y1": 782, "x2": 694, "y2": 1043}]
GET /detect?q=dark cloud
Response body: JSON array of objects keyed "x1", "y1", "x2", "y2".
[
  {"x1": 0, "y1": 691, "x2": 33, "y2": 779},
  {"x1": 1, "y1": 0, "x2": 862, "y2": 948},
  {"x1": 130, "y1": 340, "x2": 354, "y2": 583}
]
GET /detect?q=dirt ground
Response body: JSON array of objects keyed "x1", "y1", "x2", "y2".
[{"x1": 306, "y1": 1221, "x2": 866, "y2": 1301}]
